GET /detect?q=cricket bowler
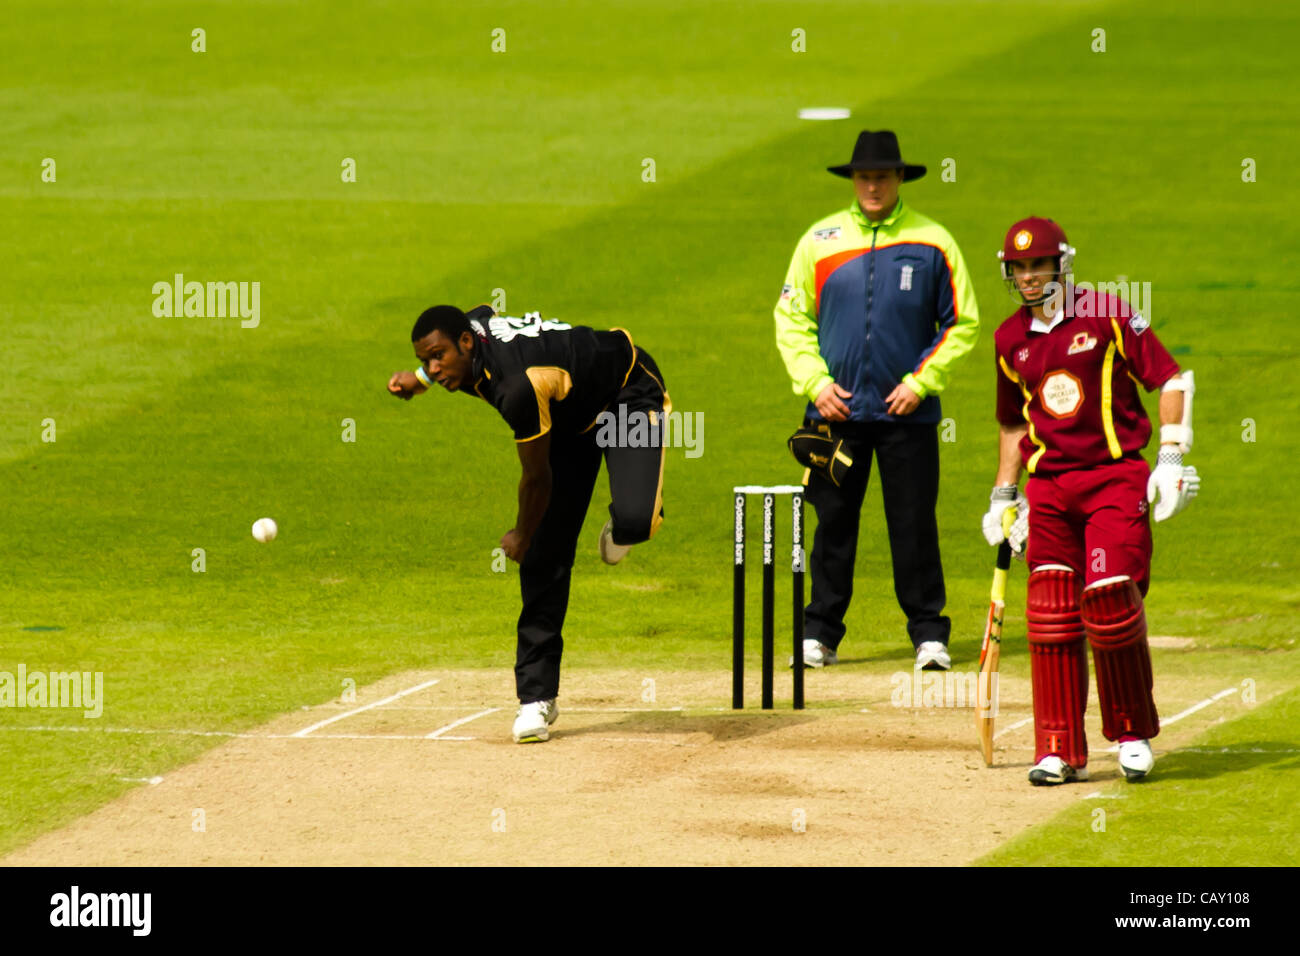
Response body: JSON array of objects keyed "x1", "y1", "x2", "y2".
[
  {"x1": 388, "y1": 305, "x2": 669, "y2": 743},
  {"x1": 982, "y1": 218, "x2": 1199, "y2": 784}
]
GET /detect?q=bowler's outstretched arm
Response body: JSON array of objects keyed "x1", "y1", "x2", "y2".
[{"x1": 501, "y1": 433, "x2": 553, "y2": 561}]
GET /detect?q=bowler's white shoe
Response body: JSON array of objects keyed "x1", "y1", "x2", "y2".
[
  {"x1": 790, "y1": 638, "x2": 837, "y2": 668},
  {"x1": 1118, "y1": 738, "x2": 1154, "y2": 780},
  {"x1": 915, "y1": 641, "x2": 951, "y2": 671},
  {"x1": 512, "y1": 699, "x2": 558, "y2": 743},
  {"x1": 598, "y1": 520, "x2": 632, "y2": 565},
  {"x1": 1028, "y1": 754, "x2": 1089, "y2": 786}
]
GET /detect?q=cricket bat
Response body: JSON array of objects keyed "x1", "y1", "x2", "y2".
[{"x1": 976, "y1": 511, "x2": 1015, "y2": 766}]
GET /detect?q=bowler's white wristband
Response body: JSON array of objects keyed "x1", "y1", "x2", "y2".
[{"x1": 414, "y1": 367, "x2": 433, "y2": 388}]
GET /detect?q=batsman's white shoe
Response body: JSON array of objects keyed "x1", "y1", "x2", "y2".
[
  {"x1": 1118, "y1": 738, "x2": 1154, "y2": 780},
  {"x1": 1028, "y1": 754, "x2": 1089, "y2": 786},
  {"x1": 512, "y1": 699, "x2": 558, "y2": 743},
  {"x1": 789, "y1": 639, "x2": 837, "y2": 668},
  {"x1": 598, "y1": 520, "x2": 632, "y2": 566},
  {"x1": 915, "y1": 641, "x2": 951, "y2": 671}
]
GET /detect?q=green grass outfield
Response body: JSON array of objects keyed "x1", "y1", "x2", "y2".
[{"x1": 2, "y1": 0, "x2": 1297, "y2": 862}]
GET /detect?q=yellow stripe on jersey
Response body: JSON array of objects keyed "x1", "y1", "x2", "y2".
[
  {"x1": 999, "y1": 356, "x2": 1047, "y2": 473},
  {"x1": 1100, "y1": 341, "x2": 1122, "y2": 458},
  {"x1": 1110, "y1": 318, "x2": 1143, "y2": 388},
  {"x1": 611, "y1": 328, "x2": 637, "y2": 387},
  {"x1": 518, "y1": 366, "x2": 574, "y2": 442},
  {"x1": 1109, "y1": 319, "x2": 1127, "y2": 361}
]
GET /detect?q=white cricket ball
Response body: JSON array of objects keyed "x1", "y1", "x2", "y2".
[{"x1": 251, "y1": 518, "x2": 278, "y2": 543}]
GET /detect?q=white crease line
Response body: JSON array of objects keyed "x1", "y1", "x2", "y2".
[
  {"x1": 427, "y1": 708, "x2": 500, "y2": 739},
  {"x1": 1163, "y1": 686, "x2": 1239, "y2": 726},
  {"x1": 283, "y1": 732, "x2": 474, "y2": 741},
  {"x1": 1101, "y1": 686, "x2": 1237, "y2": 753},
  {"x1": 562, "y1": 706, "x2": 685, "y2": 714},
  {"x1": 0, "y1": 726, "x2": 440, "y2": 741},
  {"x1": 991, "y1": 685, "x2": 1239, "y2": 748},
  {"x1": 994, "y1": 717, "x2": 1033, "y2": 739},
  {"x1": 290, "y1": 678, "x2": 441, "y2": 737},
  {"x1": 308, "y1": 705, "x2": 486, "y2": 712}
]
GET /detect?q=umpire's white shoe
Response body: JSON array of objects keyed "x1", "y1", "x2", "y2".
[
  {"x1": 598, "y1": 520, "x2": 632, "y2": 565},
  {"x1": 512, "y1": 699, "x2": 558, "y2": 743},
  {"x1": 1028, "y1": 754, "x2": 1089, "y2": 786},
  {"x1": 915, "y1": 641, "x2": 951, "y2": 671},
  {"x1": 1118, "y1": 738, "x2": 1155, "y2": 780},
  {"x1": 790, "y1": 638, "x2": 837, "y2": 668}
]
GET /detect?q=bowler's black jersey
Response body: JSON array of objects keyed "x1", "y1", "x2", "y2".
[{"x1": 464, "y1": 306, "x2": 636, "y2": 442}]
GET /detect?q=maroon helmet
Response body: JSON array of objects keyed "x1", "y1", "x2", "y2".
[{"x1": 996, "y1": 217, "x2": 1076, "y2": 305}]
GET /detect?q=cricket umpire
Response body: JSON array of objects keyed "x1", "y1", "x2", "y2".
[
  {"x1": 388, "y1": 305, "x2": 669, "y2": 743},
  {"x1": 775, "y1": 130, "x2": 979, "y2": 671}
]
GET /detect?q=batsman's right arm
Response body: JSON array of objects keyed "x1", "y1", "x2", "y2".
[{"x1": 995, "y1": 423, "x2": 1027, "y2": 486}]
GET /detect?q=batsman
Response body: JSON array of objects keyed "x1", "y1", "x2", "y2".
[{"x1": 983, "y1": 218, "x2": 1199, "y2": 785}]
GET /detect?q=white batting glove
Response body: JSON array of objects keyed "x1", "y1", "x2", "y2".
[
  {"x1": 1147, "y1": 447, "x2": 1200, "y2": 522},
  {"x1": 982, "y1": 486, "x2": 1024, "y2": 546}
]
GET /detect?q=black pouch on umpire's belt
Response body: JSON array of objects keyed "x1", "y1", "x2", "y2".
[{"x1": 787, "y1": 423, "x2": 854, "y2": 487}]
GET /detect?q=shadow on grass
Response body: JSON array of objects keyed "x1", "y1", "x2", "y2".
[{"x1": 1149, "y1": 741, "x2": 1300, "y2": 782}]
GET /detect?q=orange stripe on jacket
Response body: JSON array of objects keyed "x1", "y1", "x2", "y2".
[{"x1": 814, "y1": 248, "x2": 869, "y2": 314}]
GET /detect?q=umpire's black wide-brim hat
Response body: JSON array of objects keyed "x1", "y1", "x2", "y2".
[{"x1": 827, "y1": 129, "x2": 926, "y2": 181}]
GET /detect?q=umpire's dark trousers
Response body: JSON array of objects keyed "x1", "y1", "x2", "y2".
[
  {"x1": 804, "y1": 420, "x2": 950, "y2": 650},
  {"x1": 515, "y1": 349, "x2": 668, "y2": 703}
]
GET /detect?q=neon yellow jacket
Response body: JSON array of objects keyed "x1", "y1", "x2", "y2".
[{"x1": 775, "y1": 198, "x2": 980, "y2": 423}]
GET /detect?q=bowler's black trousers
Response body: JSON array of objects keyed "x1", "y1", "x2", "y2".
[
  {"x1": 516, "y1": 350, "x2": 668, "y2": 703},
  {"x1": 803, "y1": 420, "x2": 950, "y2": 650}
]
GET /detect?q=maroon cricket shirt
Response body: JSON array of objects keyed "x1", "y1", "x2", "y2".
[{"x1": 994, "y1": 288, "x2": 1180, "y2": 475}]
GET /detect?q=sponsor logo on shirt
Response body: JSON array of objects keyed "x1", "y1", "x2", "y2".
[
  {"x1": 781, "y1": 285, "x2": 807, "y2": 311},
  {"x1": 1040, "y1": 370, "x2": 1084, "y2": 418},
  {"x1": 813, "y1": 227, "x2": 842, "y2": 242},
  {"x1": 487, "y1": 312, "x2": 572, "y2": 343},
  {"x1": 1129, "y1": 312, "x2": 1149, "y2": 335},
  {"x1": 1017, "y1": 347, "x2": 1030, "y2": 363},
  {"x1": 1067, "y1": 332, "x2": 1097, "y2": 355},
  {"x1": 899, "y1": 265, "x2": 914, "y2": 291}
]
